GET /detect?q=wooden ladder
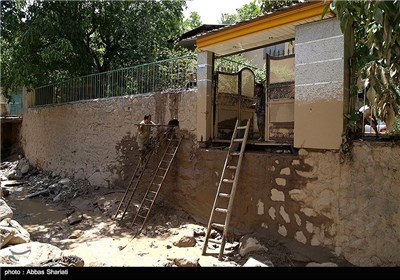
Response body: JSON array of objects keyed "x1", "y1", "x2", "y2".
[
  {"x1": 114, "y1": 126, "x2": 175, "y2": 222},
  {"x1": 202, "y1": 119, "x2": 250, "y2": 261},
  {"x1": 114, "y1": 149, "x2": 153, "y2": 221},
  {"x1": 131, "y1": 132, "x2": 183, "y2": 234}
]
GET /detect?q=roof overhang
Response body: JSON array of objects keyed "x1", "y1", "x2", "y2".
[{"x1": 196, "y1": 1, "x2": 334, "y2": 56}]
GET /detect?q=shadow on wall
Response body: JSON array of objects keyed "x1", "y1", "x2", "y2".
[{"x1": 113, "y1": 132, "x2": 140, "y2": 187}]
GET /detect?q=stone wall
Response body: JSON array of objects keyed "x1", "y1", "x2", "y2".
[
  {"x1": 20, "y1": 92, "x2": 400, "y2": 266},
  {"x1": 164, "y1": 143, "x2": 400, "y2": 266}
]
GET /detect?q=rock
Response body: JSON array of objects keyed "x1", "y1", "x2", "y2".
[
  {"x1": 242, "y1": 257, "x2": 271, "y2": 267},
  {"x1": 40, "y1": 255, "x2": 84, "y2": 267},
  {"x1": 67, "y1": 213, "x2": 83, "y2": 225},
  {"x1": 20, "y1": 164, "x2": 29, "y2": 175},
  {"x1": 0, "y1": 199, "x2": 13, "y2": 220},
  {"x1": 169, "y1": 257, "x2": 200, "y2": 267},
  {"x1": 53, "y1": 191, "x2": 64, "y2": 202},
  {"x1": 1, "y1": 188, "x2": 10, "y2": 197},
  {"x1": 0, "y1": 218, "x2": 30, "y2": 245},
  {"x1": 239, "y1": 235, "x2": 268, "y2": 257},
  {"x1": 173, "y1": 236, "x2": 196, "y2": 248},
  {"x1": 47, "y1": 183, "x2": 59, "y2": 194},
  {"x1": 17, "y1": 158, "x2": 30, "y2": 174},
  {"x1": 193, "y1": 228, "x2": 206, "y2": 237},
  {"x1": 68, "y1": 230, "x2": 82, "y2": 240},
  {"x1": 0, "y1": 226, "x2": 17, "y2": 248},
  {"x1": 59, "y1": 178, "x2": 71, "y2": 185},
  {"x1": 0, "y1": 242, "x2": 63, "y2": 266}
]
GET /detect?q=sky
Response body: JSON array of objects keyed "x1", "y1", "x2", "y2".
[{"x1": 184, "y1": 0, "x2": 254, "y2": 24}]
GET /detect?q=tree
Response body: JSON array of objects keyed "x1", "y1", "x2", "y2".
[
  {"x1": 220, "y1": 1, "x2": 261, "y2": 24},
  {"x1": 182, "y1": 11, "x2": 202, "y2": 32},
  {"x1": 328, "y1": 0, "x2": 400, "y2": 130},
  {"x1": 259, "y1": 0, "x2": 298, "y2": 14},
  {"x1": 0, "y1": 0, "x2": 186, "y2": 97},
  {"x1": 220, "y1": 0, "x2": 298, "y2": 25}
]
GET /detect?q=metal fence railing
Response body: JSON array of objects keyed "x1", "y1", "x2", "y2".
[
  {"x1": 32, "y1": 55, "x2": 197, "y2": 107},
  {"x1": 215, "y1": 57, "x2": 260, "y2": 73}
]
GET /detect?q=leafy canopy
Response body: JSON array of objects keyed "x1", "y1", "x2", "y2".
[
  {"x1": 1, "y1": 0, "x2": 187, "y2": 96},
  {"x1": 329, "y1": 0, "x2": 400, "y2": 130},
  {"x1": 220, "y1": 0, "x2": 298, "y2": 24}
]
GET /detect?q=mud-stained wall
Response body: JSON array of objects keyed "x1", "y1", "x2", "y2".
[
  {"x1": 21, "y1": 91, "x2": 197, "y2": 187},
  {"x1": 21, "y1": 90, "x2": 400, "y2": 266},
  {"x1": 162, "y1": 143, "x2": 400, "y2": 266}
]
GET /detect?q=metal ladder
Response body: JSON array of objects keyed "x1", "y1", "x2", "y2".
[
  {"x1": 202, "y1": 119, "x2": 250, "y2": 261},
  {"x1": 114, "y1": 127, "x2": 175, "y2": 222},
  {"x1": 131, "y1": 132, "x2": 183, "y2": 233}
]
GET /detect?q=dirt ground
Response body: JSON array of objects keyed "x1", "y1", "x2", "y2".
[{"x1": 1, "y1": 156, "x2": 352, "y2": 267}]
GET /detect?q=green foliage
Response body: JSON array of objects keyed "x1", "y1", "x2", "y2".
[
  {"x1": 259, "y1": 0, "x2": 298, "y2": 13},
  {"x1": 220, "y1": 1, "x2": 261, "y2": 24},
  {"x1": 0, "y1": 0, "x2": 186, "y2": 97},
  {"x1": 329, "y1": 0, "x2": 400, "y2": 131},
  {"x1": 216, "y1": 54, "x2": 266, "y2": 83},
  {"x1": 182, "y1": 11, "x2": 202, "y2": 32}
]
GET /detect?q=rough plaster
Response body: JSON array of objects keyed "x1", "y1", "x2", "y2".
[
  {"x1": 294, "y1": 18, "x2": 345, "y2": 150},
  {"x1": 21, "y1": 91, "x2": 196, "y2": 187}
]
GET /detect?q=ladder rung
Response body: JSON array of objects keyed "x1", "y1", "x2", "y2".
[
  {"x1": 222, "y1": 179, "x2": 234, "y2": 184},
  {"x1": 211, "y1": 223, "x2": 225, "y2": 230},
  {"x1": 218, "y1": 193, "x2": 231, "y2": 198},
  {"x1": 237, "y1": 125, "x2": 247, "y2": 130},
  {"x1": 227, "y1": 165, "x2": 237, "y2": 170},
  {"x1": 230, "y1": 152, "x2": 240, "y2": 156},
  {"x1": 144, "y1": 198, "x2": 154, "y2": 202},
  {"x1": 215, "y1": 208, "x2": 228, "y2": 214},
  {"x1": 208, "y1": 238, "x2": 222, "y2": 244},
  {"x1": 138, "y1": 214, "x2": 147, "y2": 219},
  {"x1": 233, "y1": 138, "x2": 243, "y2": 142},
  {"x1": 149, "y1": 191, "x2": 157, "y2": 194}
]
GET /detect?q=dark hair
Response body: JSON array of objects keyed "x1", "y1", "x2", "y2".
[
  {"x1": 144, "y1": 114, "x2": 151, "y2": 120},
  {"x1": 256, "y1": 83, "x2": 264, "y2": 89}
]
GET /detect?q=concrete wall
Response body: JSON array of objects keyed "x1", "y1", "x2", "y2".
[
  {"x1": 21, "y1": 91, "x2": 197, "y2": 187},
  {"x1": 294, "y1": 18, "x2": 345, "y2": 150}
]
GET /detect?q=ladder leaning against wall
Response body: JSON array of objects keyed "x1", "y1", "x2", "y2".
[
  {"x1": 202, "y1": 119, "x2": 250, "y2": 261},
  {"x1": 130, "y1": 132, "x2": 183, "y2": 234},
  {"x1": 114, "y1": 126, "x2": 180, "y2": 225}
]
